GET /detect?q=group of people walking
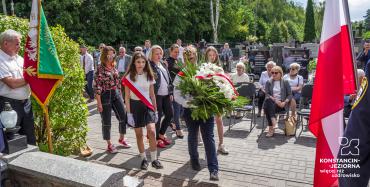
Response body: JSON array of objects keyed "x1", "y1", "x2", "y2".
[{"x1": 87, "y1": 40, "x2": 234, "y2": 181}]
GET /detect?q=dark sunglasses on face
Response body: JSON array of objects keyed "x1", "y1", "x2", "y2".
[{"x1": 271, "y1": 72, "x2": 279, "y2": 75}]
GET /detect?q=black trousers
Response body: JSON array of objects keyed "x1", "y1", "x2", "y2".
[
  {"x1": 0, "y1": 96, "x2": 36, "y2": 145},
  {"x1": 258, "y1": 90, "x2": 265, "y2": 112},
  {"x1": 100, "y1": 90, "x2": 126, "y2": 140},
  {"x1": 263, "y1": 98, "x2": 285, "y2": 126},
  {"x1": 155, "y1": 95, "x2": 173, "y2": 139}
]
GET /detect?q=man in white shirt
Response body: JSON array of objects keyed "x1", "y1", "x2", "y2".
[
  {"x1": 116, "y1": 47, "x2": 132, "y2": 77},
  {"x1": 143, "y1": 40, "x2": 151, "y2": 58},
  {"x1": 0, "y1": 29, "x2": 35, "y2": 145},
  {"x1": 80, "y1": 45, "x2": 94, "y2": 102},
  {"x1": 176, "y1": 39, "x2": 184, "y2": 63}
]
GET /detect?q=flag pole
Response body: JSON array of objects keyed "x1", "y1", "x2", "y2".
[
  {"x1": 44, "y1": 106, "x2": 53, "y2": 153},
  {"x1": 343, "y1": 0, "x2": 359, "y2": 90}
]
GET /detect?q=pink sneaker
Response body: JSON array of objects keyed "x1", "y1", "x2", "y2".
[
  {"x1": 159, "y1": 137, "x2": 171, "y2": 145},
  {"x1": 118, "y1": 138, "x2": 131, "y2": 148},
  {"x1": 107, "y1": 144, "x2": 118, "y2": 154}
]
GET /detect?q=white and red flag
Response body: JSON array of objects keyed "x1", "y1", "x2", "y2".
[{"x1": 309, "y1": 0, "x2": 356, "y2": 187}]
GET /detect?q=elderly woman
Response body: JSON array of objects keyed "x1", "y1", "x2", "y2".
[
  {"x1": 283, "y1": 63, "x2": 304, "y2": 117},
  {"x1": 230, "y1": 62, "x2": 251, "y2": 84},
  {"x1": 257, "y1": 61, "x2": 276, "y2": 117},
  {"x1": 134, "y1": 46, "x2": 143, "y2": 52},
  {"x1": 174, "y1": 45, "x2": 219, "y2": 180},
  {"x1": 264, "y1": 66, "x2": 292, "y2": 137}
]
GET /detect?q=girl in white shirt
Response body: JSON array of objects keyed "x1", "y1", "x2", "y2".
[
  {"x1": 205, "y1": 46, "x2": 228, "y2": 155},
  {"x1": 124, "y1": 52, "x2": 163, "y2": 170}
]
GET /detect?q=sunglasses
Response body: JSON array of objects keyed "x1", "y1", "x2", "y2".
[{"x1": 271, "y1": 72, "x2": 279, "y2": 75}]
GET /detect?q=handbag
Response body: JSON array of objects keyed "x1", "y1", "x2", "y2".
[{"x1": 284, "y1": 116, "x2": 297, "y2": 136}]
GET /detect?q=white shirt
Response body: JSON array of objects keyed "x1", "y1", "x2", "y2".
[
  {"x1": 144, "y1": 48, "x2": 151, "y2": 58},
  {"x1": 230, "y1": 73, "x2": 250, "y2": 84},
  {"x1": 283, "y1": 74, "x2": 303, "y2": 93},
  {"x1": 117, "y1": 57, "x2": 125, "y2": 73},
  {"x1": 157, "y1": 63, "x2": 169, "y2": 96},
  {"x1": 130, "y1": 73, "x2": 155, "y2": 100},
  {"x1": 0, "y1": 49, "x2": 31, "y2": 100},
  {"x1": 272, "y1": 81, "x2": 281, "y2": 101},
  {"x1": 178, "y1": 46, "x2": 184, "y2": 63},
  {"x1": 80, "y1": 53, "x2": 94, "y2": 74},
  {"x1": 259, "y1": 71, "x2": 270, "y2": 89},
  {"x1": 173, "y1": 75, "x2": 190, "y2": 108}
]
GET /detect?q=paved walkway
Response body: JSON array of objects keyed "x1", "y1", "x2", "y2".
[{"x1": 84, "y1": 101, "x2": 316, "y2": 187}]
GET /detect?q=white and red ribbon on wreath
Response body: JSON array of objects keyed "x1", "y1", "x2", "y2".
[{"x1": 195, "y1": 73, "x2": 238, "y2": 96}]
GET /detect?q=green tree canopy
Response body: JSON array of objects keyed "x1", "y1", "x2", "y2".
[
  {"x1": 304, "y1": 0, "x2": 316, "y2": 42},
  {"x1": 365, "y1": 9, "x2": 370, "y2": 31},
  {"x1": 9, "y1": 0, "x2": 307, "y2": 46},
  {"x1": 270, "y1": 20, "x2": 282, "y2": 43}
]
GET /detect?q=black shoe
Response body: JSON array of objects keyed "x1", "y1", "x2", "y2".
[
  {"x1": 190, "y1": 159, "x2": 201, "y2": 171},
  {"x1": 210, "y1": 171, "x2": 219, "y2": 181},
  {"x1": 151, "y1": 160, "x2": 163, "y2": 169},
  {"x1": 140, "y1": 159, "x2": 149, "y2": 170}
]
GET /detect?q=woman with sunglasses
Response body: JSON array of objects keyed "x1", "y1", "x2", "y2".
[
  {"x1": 263, "y1": 66, "x2": 292, "y2": 137},
  {"x1": 283, "y1": 63, "x2": 303, "y2": 117},
  {"x1": 257, "y1": 61, "x2": 276, "y2": 117},
  {"x1": 94, "y1": 46, "x2": 131, "y2": 153}
]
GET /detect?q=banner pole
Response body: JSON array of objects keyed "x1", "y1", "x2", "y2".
[
  {"x1": 44, "y1": 106, "x2": 53, "y2": 153},
  {"x1": 343, "y1": 0, "x2": 359, "y2": 90}
]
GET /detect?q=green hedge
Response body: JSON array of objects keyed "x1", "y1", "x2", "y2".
[{"x1": 0, "y1": 15, "x2": 88, "y2": 156}]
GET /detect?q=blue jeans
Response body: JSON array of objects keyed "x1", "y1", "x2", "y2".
[
  {"x1": 85, "y1": 70, "x2": 94, "y2": 99},
  {"x1": 172, "y1": 101, "x2": 183, "y2": 130},
  {"x1": 183, "y1": 108, "x2": 218, "y2": 173}
]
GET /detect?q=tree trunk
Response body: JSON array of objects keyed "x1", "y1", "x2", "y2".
[
  {"x1": 2, "y1": 0, "x2": 7, "y2": 15},
  {"x1": 210, "y1": 0, "x2": 220, "y2": 43}
]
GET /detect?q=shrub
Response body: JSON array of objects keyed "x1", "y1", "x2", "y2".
[
  {"x1": 308, "y1": 58, "x2": 317, "y2": 73},
  {"x1": 0, "y1": 15, "x2": 88, "y2": 156},
  {"x1": 363, "y1": 31, "x2": 370, "y2": 40}
]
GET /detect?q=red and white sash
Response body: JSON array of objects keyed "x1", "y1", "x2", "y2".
[{"x1": 122, "y1": 75, "x2": 155, "y2": 111}]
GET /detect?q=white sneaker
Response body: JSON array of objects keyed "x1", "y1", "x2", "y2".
[
  {"x1": 218, "y1": 144, "x2": 229, "y2": 155},
  {"x1": 198, "y1": 141, "x2": 204, "y2": 146}
]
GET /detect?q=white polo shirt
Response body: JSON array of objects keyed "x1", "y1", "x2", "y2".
[
  {"x1": 230, "y1": 73, "x2": 250, "y2": 84},
  {"x1": 0, "y1": 49, "x2": 31, "y2": 100},
  {"x1": 80, "y1": 52, "x2": 94, "y2": 74}
]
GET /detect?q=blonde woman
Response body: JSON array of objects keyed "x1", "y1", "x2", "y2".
[
  {"x1": 257, "y1": 61, "x2": 276, "y2": 117},
  {"x1": 205, "y1": 46, "x2": 228, "y2": 155},
  {"x1": 148, "y1": 45, "x2": 174, "y2": 148},
  {"x1": 283, "y1": 63, "x2": 303, "y2": 117},
  {"x1": 263, "y1": 66, "x2": 292, "y2": 137}
]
